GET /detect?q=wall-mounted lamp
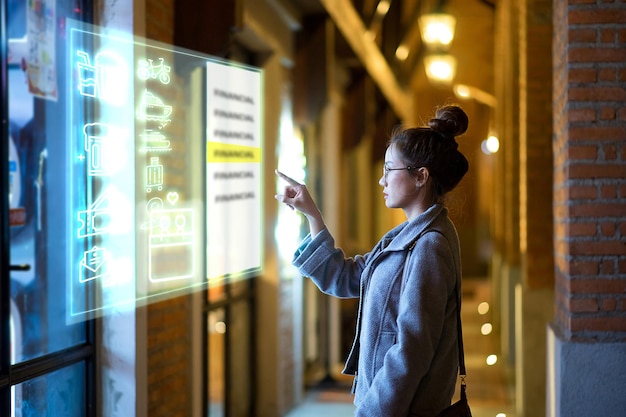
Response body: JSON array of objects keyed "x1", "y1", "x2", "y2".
[
  {"x1": 419, "y1": 13, "x2": 456, "y2": 50},
  {"x1": 481, "y1": 135, "x2": 500, "y2": 154},
  {"x1": 395, "y1": 44, "x2": 410, "y2": 61},
  {"x1": 423, "y1": 53, "x2": 457, "y2": 84},
  {"x1": 453, "y1": 84, "x2": 497, "y2": 107},
  {"x1": 420, "y1": 13, "x2": 457, "y2": 85}
]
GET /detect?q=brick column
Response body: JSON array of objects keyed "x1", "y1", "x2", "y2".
[{"x1": 549, "y1": 1, "x2": 626, "y2": 415}]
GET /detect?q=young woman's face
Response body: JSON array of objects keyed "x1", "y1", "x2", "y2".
[{"x1": 378, "y1": 145, "x2": 422, "y2": 215}]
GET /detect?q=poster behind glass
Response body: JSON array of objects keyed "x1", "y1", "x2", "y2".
[{"x1": 8, "y1": 1, "x2": 87, "y2": 416}]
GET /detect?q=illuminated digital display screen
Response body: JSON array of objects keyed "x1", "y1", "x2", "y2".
[
  {"x1": 206, "y1": 61, "x2": 263, "y2": 281},
  {"x1": 66, "y1": 20, "x2": 263, "y2": 322}
]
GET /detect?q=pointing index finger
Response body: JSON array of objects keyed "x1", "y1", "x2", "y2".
[{"x1": 275, "y1": 169, "x2": 301, "y2": 186}]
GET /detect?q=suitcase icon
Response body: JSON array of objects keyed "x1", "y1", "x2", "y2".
[{"x1": 146, "y1": 157, "x2": 163, "y2": 193}]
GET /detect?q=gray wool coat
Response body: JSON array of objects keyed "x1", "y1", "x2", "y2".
[{"x1": 293, "y1": 203, "x2": 462, "y2": 417}]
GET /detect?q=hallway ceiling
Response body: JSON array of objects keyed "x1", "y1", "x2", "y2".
[{"x1": 289, "y1": 0, "x2": 496, "y2": 122}]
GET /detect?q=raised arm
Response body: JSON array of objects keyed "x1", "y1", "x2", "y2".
[{"x1": 275, "y1": 170, "x2": 326, "y2": 238}]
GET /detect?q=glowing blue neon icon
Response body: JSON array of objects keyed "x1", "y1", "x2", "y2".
[
  {"x1": 140, "y1": 197, "x2": 164, "y2": 231},
  {"x1": 76, "y1": 188, "x2": 132, "y2": 239},
  {"x1": 137, "y1": 90, "x2": 172, "y2": 128},
  {"x1": 76, "y1": 49, "x2": 129, "y2": 105},
  {"x1": 77, "y1": 192, "x2": 114, "y2": 238},
  {"x1": 82, "y1": 122, "x2": 128, "y2": 176},
  {"x1": 138, "y1": 58, "x2": 171, "y2": 84},
  {"x1": 146, "y1": 157, "x2": 164, "y2": 192},
  {"x1": 80, "y1": 246, "x2": 109, "y2": 283},
  {"x1": 166, "y1": 192, "x2": 179, "y2": 205},
  {"x1": 77, "y1": 51, "x2": 98, "y2": 97},
  {"x1": 148, "y1": 208, "x2": 195, "y2": 282},
  {"x1": 139, "y1": 129, "x2": 172, "y2": 153},
  {"x1": 147, "y1": 196, "x2": 164, "y2": 213}
]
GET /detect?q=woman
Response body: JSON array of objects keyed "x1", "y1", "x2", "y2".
[{"x1": 275, "y1": 105, "x2": 469, "y2": 417}]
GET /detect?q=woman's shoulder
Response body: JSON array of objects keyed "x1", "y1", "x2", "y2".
[{"x1": 412, "y1": 213, "x2": 459, "y2": 251}]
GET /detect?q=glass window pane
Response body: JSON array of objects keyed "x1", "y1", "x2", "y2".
[
  {"x1": 208, "y1": 280, "x2": 226, "y2": 303},
  {"x1": 8, "y1": 0, "x2": 86, "y2": 363},
  {"x1": 229, "y1": 277, "x2": 252, "y2": 298},
  {"x1": 229, "y1": 301, "x2": 252, "y2": 417},
  {"x1": 14, "y1": 361, "x2": 86, "y2": 417},
  {"x1": 208, "y1": 309, "x2": 225, "y2": 417}
]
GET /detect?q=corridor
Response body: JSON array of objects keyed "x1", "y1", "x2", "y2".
[{"x1": 286, "y1": 278, "x2": 516, "y2": 417}]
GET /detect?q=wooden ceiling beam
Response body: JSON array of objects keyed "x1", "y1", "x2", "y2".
[{"x1": 319, "y1": 0, "x2": 413, "y2": 123}]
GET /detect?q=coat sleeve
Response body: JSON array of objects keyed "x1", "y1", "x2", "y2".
[
  {"x1": 355, "y1": 231, "x2": 457, "y2": 417},
  {"x1": 292, "y1": 227, "x2": 366, "y2": 298}
]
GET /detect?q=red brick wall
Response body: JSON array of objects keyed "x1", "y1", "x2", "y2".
[
  {"x1": 143, "y1": 1, "x2": 193, "y2": 416},
  {"x1": 145, "y1": 0, "x2": 174, "y2": 43},
  {"x1": 553, "y1": 0, "x2": 626, "y2": 341},
  {"x1": 147, "y1": 297, "x2": 192, "y2": 417}
]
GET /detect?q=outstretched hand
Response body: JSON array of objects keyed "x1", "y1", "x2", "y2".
[
  {"x1": 274, "y1": 170, "x2": 318, "y2": 216},
  {"x1": 275, "y1": 170, "x2": 325, "y2": 237}
]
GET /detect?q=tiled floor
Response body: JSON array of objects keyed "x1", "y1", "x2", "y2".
[
  {"x1": 285, "y1": 278, "x2": 516, "y2": 417},
  {"x1": 284, "y1": 389, "x2": 356, "y2": 417}
]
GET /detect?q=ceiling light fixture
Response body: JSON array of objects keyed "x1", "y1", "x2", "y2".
[
  {"x1": 376, "y1": 0, "x2": 391, "y2": 16},
  {"x1": 423, "y1": 54, "x2": 456, "y2": 84},
  {"x1": 419, "y1": 13, "x2": 456, "y2": 50},
  {"x1": 419, "y1": 12, "x2": 457, "y2": 85},
  {"x1": 395, "y1": 44, "x2": 409, "y2": 61}
]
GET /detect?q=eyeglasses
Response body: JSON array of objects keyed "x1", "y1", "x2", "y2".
[{"x1": 383, "y1": 165, "x2": 415, "y2": 180}]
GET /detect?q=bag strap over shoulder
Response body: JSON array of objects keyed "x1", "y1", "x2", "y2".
[
  {"x1": 455, "y1": 284, "x2": 466, "y2": 382},
  {"x1": 403, "y1": 232, "x2": 467, "y2": 383}
]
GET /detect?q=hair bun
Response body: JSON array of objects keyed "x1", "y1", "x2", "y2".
[{"x1": 428, "y1": 105, "x2": 469, "y2": 138}]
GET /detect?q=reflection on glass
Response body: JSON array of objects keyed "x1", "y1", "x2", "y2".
[
  {"x1": 8, "y1": 56, "x2": 86, "y2": 363},
  {"x1": 230, "y1": 277, "x2": 251, "y2": 298},
  {"x1": 208, "y1": 309, "x2": 225, "y2": 417},
  {"x1": 65, "y1": 19, "x2": 266, "y2": 321},
  {"x1": 15, "y1": 362, "x2": 86, "y2": 416},
  {"x1": 229, "y1": 301, "x2": 252, "y2": 417},
  {"x1": 208, "y1": 281, "x2": 226, "y2": 303}
]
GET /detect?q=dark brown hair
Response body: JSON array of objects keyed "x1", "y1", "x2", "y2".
[{"x1": 388, "y1": 105, "x2": 469, "y2": 201}]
